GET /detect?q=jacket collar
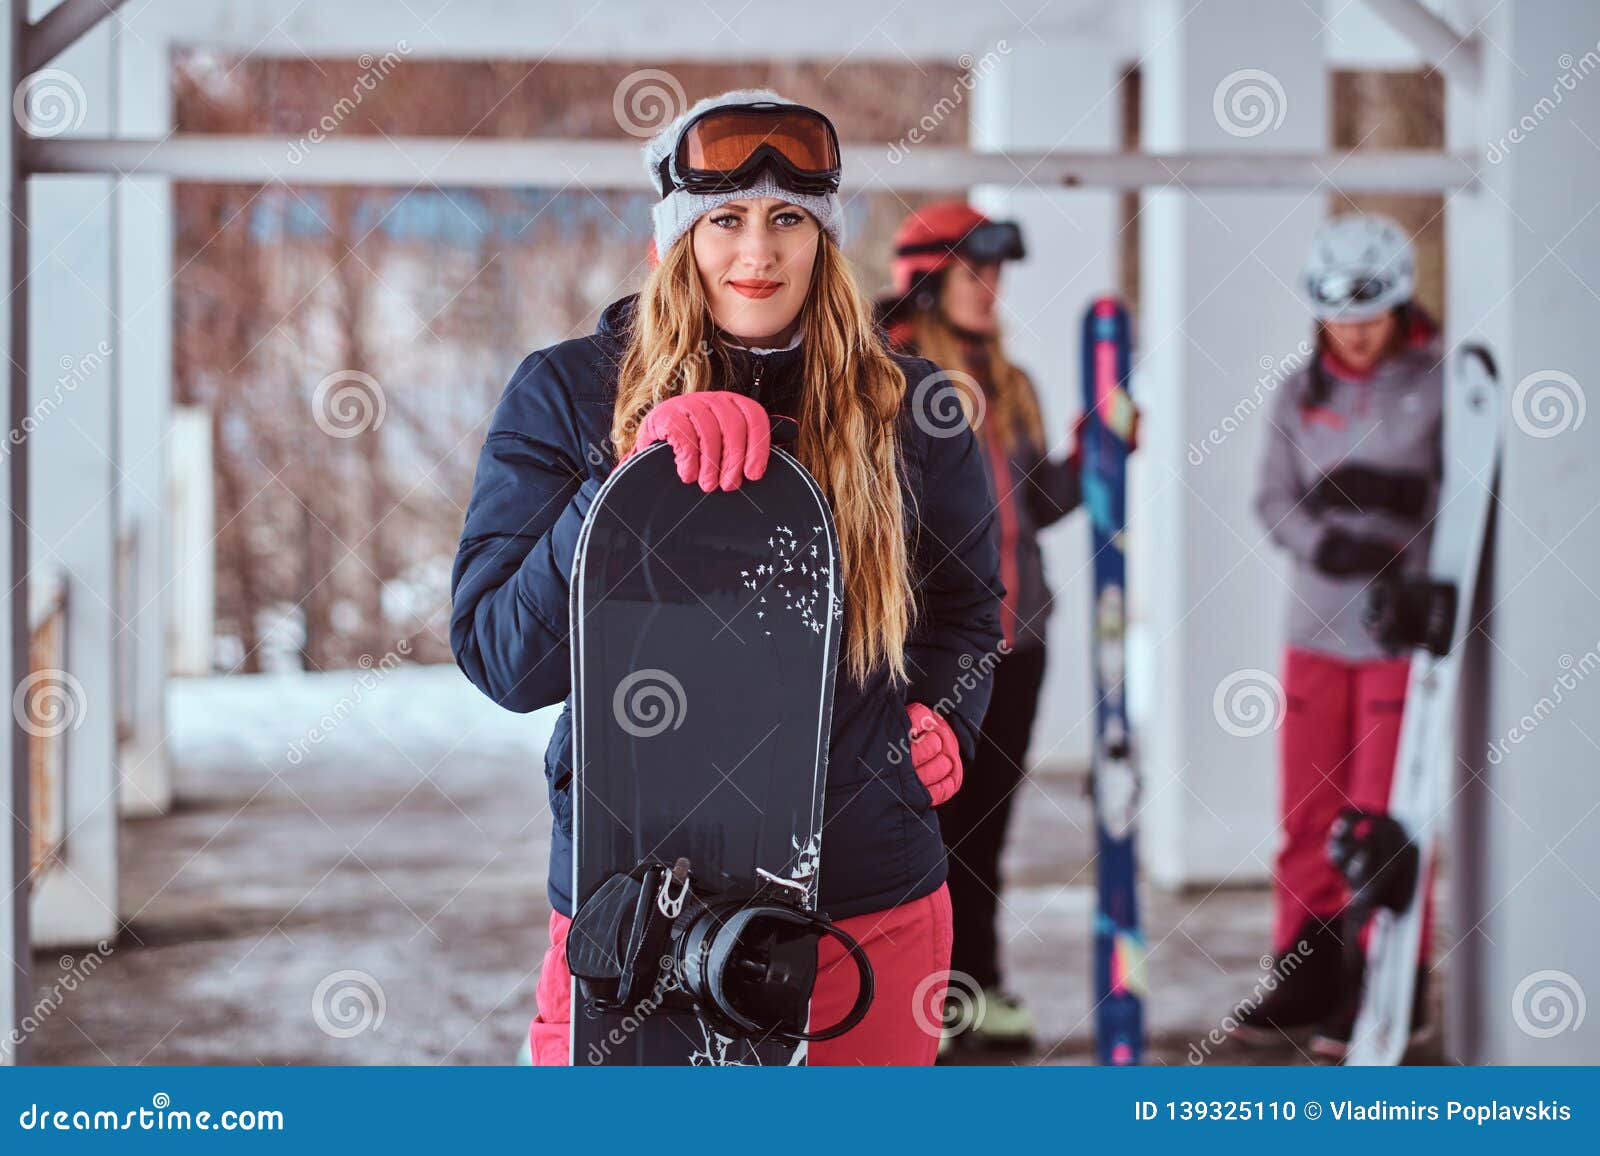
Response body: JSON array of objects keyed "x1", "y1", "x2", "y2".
[{"x1": 597, "y1": 294, "x2": 806, "y2": 413}]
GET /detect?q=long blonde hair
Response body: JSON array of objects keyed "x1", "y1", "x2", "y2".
[
  {"x1": 611, "y1": 232, "x2": 915, "y2": 686},
  {"x1": 909, "y1": 308, "x2": 1044, "y2": 454}
]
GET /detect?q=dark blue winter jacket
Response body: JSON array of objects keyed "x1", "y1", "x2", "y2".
[{"x1": 451, "y1": 295, "x2": 1004, "y2": 920}]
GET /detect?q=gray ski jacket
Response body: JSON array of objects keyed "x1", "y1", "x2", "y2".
[{"x1": 1255, "y1": 320, "x2": 1444, "y2": 662}]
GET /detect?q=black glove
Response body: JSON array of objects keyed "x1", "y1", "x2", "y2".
[
  {"x1": 1310, "y1": 465, "x2": 1429, "y2": 519},
  {"x1": 1312, "y1": 528, "x2": 1401, "y2": 577}
]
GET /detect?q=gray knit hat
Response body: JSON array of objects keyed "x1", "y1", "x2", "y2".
[{"x1": 642, "y1": 88, "x2": 845, "y2": 259}]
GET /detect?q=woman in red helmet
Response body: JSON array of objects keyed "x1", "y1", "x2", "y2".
[{"x1": 879, "y1": 201, "x2": 1122, "y2": 1055}]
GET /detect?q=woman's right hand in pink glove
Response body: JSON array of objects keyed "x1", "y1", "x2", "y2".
[{"x1": 625, "y1": 392, "x2": 771, "y2": 492}]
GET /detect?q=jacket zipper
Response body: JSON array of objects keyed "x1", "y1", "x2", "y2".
[{"x1": 985, "y1": 423, "x2": 1020, "y2": 649}]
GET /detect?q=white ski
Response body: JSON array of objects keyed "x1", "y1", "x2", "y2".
[{"x1": 1346, "y1": 344, "x2": 1504, "y2": 1065}]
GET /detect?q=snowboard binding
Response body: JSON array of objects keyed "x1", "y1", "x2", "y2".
[
  {"x1": 1365, "y1": 575, "x2": 1457, "y2": 656},
  {"x1": 566, "y1": 858, "x2": 874, "y2": 1044},
  {"x1": 1327, "y1": 808, "x2": 1420, "y2": 918}
]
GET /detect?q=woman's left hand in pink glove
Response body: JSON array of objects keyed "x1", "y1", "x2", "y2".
[{"x1": 907, "y1": 702, "x2": 963, "y2": 806}]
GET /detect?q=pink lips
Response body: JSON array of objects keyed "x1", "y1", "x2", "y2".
[{"x1": 729, "y1": 279, "x2": 782, "y2": 300}]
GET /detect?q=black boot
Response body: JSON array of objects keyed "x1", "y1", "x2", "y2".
[
  {"x1": 1311, "y1": 965, "x2": 1432, "y2": 1062},
  {"x1": 1228, "y1": 917, "x2": 1348, "y2": 1046}
]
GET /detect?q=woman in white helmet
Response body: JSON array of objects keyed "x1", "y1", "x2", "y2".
[{"x1": 1229, "y1": 214, "x2": 1442, "y2": 1060}]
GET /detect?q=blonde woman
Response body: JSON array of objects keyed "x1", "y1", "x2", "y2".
[{"x1": 452, "y1": 91, "x2": 1003, "y2": 1065}]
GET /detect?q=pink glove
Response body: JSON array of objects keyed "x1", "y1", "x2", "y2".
[
  {"x1": 907, "y1": 702, "x2": 963, "y2": 806},
  {"x1": 625, "y1": 392, "x2": 771, "y2": 492}
]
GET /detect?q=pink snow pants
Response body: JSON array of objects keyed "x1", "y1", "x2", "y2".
[
  {"x1": 529, "y1": 883, "x2": 954, "y2": 1065},
  {"x1": 1275, "y1": 646, "x2": 1433, "y2": 957}
]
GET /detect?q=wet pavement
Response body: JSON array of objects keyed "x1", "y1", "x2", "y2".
[{"x1": 22, "y1": 666, "x2": 1446, "y2": 1066}]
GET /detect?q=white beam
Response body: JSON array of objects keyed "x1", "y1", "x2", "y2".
[
  {"x1": 22, "y1": 135, "x2": 1478, "y2": 194},
  {"x1": 1137, "y1": 0, "x2": 1329, "y2": 890},
  {"x1": 23, "y1": 0, "x2": 126, "y2": 75},
  {"x1": 128, "y1": 0, "x2": 1117, "y2": 61},
  {"x1": 2, "y1": 0, "x2": 31, "y2": 1068},
  {"x1": 1363, "y1": 0, "x2": 1482, "y2": 88}
]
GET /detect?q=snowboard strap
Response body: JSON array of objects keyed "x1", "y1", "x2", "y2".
[{"x1": 567, "y1": 858, "x2": 875, "y2": 1044}]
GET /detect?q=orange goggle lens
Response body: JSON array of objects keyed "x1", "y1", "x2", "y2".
[{"x1": 675, "y1": 107, "x2": 839, "y2": 182}]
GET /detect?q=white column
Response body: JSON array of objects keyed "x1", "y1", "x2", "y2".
[
  {"x1": 1445, "y1": 0, "x2": 1600, "y2": 1065},
  {"x1": 1137, "y1": 0, "x2": 1328, "y2": 888},
  {"x1": 113, "y1": 16, "x2": 173, "y2": 816},
  {"x1": 2, "y1": 0, "x2": 30, "y2": 1065},
  {"x1": 969, "y1": 31, "x2": 1123, "y2": 773},
  {"x1": 25, "y1": 10, "x2": 120, "y2": 947}
]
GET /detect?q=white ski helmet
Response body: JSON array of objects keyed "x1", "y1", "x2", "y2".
[{"x1": 1302, "y1": 214, "x2": 1416, "y2": 321}]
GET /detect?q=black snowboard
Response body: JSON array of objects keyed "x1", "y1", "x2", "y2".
[{"x1": 568, "y1": 442, "x2": 842, "y2": 1065}]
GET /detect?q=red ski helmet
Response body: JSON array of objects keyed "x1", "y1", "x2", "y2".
[{"x1": 889, "y1": 201, "x2": 1025, "y2": 295}]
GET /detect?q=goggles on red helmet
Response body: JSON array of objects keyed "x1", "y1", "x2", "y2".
[{"x1": 895, "y1": 219, "x2": 1026, "y2": 266}]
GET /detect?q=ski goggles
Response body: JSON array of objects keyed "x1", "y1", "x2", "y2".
[
  {"x1": 1306, "y1": 270, "x2": 1393, "y2": 311},
  {"x1": 657, "y1": 102, "x2": 842, "y2": 198},
  {"x1": 895, "y1": 219, "x2": 1026, "y2": 266}
]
